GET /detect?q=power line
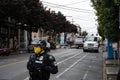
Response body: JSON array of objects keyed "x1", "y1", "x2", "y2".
[
  {"x1": 64, "y1": 0, "x2": 89, "y2": 5},
  {"x1": 41, "y1": 1, "x2": 94, "y2": 13},
  {"x1": 42, "y1": 1, "x2": 93, "y2": 12},
  {"x1": 72, "y1": 17, "x2": 95, "y2": 22},
  {"x1": 43, "y1": 4, "x2": 92, "y2": 13},
  {"x1": 40, "y1": 1, "x2": 97, "y2": 34}
]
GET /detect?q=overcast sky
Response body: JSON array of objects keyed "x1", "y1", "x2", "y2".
[{"x1": 41, "y1": 0, "x2": 98, "y2": 35}]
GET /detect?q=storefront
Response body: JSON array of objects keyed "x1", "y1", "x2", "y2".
[{"x1": 0, "y1": 27, "x2": 18, "y2": 50}]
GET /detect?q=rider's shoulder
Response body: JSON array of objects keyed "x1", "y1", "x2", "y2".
[
  {"x1": 47, "y1": 54, "x2": 55, "y2": 61},
  {"x1": 29, "y1": 54, "x2": 36, "y2": 59}
]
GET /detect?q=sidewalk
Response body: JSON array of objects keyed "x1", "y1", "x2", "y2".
[
  {"x1": 102, "y1": 52, "x2": 120, "y2": 80},
  {"x1": 10, "y1": 49, "x2": 28, "y2": 55}
]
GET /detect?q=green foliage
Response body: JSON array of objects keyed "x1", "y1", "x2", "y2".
[
  {"x1": 114, "y1": 0, "x2": 120, "y2": 6},
  {"x1": 0, "y1": 0, "x2": 77, "y2": 34},
  {"x1": 91, "y1": 0, "x2": 120, "y2": 42},
  {"x1": 81, "y1": 31, "x2": 88, "y2": 36}
]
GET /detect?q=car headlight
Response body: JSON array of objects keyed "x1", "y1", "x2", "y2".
[{"x1": 94, "y1": 43, "x2": 98, "y2": 47}]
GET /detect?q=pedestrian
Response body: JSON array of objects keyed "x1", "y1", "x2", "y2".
[{"x1": 27, "y1": 40, "x2": 58, "y2": 80}]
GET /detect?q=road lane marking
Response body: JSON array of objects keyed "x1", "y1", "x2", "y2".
[
  {"x1": 0, "y1": 60, "x2": 27, "y2": 69},
  {"x1": 82, "y1": 65, "x2": 92, "y2": 80},
  {"x1": 24, "y1": 51, "x2": 81, "y2": 80},
  {"x1": 24, "y1": 50, "x2": 82, "y2": 80},
  {"x1": 24, "y1": 76, "x2": 29, "y2": 80},
  {"x1": 56, "y1": 53, "x2": 89, "y2": 78},
  {"x1": 57, "y1": 52, "x2": 81, "y2": 65},
  {"x1": 83, "y1": 71, "x2": 88, "y2": 80},
  {"x1": 53, "y1": 49, "x2": 80, "y2": 58}
]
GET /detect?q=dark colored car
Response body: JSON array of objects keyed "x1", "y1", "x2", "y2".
[{"x1": 0, "y1": 47, "x2": 11, "y2": 56}]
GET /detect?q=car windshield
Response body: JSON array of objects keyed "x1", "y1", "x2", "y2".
[{"x1": 85, "y1": 37, "x2": 98, "y2": 42}]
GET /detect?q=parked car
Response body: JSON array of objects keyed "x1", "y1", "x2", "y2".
[
  {"x1": 74, "y1": 36, "x2": 85, "y2": 48},
  {"x1": 0, "y1": 47, "x2": 11, "y2": 56},
  {"x1": 83, "y1": 36, "x2": 101, "y2": 52}
]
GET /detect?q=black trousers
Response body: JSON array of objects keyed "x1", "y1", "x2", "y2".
[{"x1": 29, "y1": 71, "x2": 49, "y2": 80}]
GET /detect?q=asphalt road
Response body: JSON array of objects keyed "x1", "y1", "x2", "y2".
[{"x1": 0, "y1": 48, "x2": 103, "y2": 80}]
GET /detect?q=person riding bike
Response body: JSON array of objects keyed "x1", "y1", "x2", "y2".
[{"x1": 27, "y1": 40, "x2": 58, "y2": 80}]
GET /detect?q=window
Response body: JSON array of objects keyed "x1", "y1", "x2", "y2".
[{"x1": 0, "y1": 27, "x2": 7, "y2": 34}]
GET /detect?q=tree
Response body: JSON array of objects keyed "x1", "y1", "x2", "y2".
[
  {"x1": 91, "y1": 0, "x2": 120, "y2": 42},
  {"x1": 0, "y1": 0, "x2": 78, "y2": 43},
  {"x1": 91, "y1": 0, "x2": 120, "y2": 56},
  {"x1": 81, "y1": 31, "x2": 88, "y2": 36},
  {"x1": 23, "y1": 0, "x2": 46, "y2": 44}
]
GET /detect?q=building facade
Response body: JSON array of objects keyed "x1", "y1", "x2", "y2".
[{"x1": 0, "y1": 27, "x2": 18, "y2": 50}]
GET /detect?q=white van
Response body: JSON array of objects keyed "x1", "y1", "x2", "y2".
[{"x1": 83, "y1": 36, "x2": 101, "y2": 52}]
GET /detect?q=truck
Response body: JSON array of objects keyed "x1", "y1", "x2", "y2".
[
  {"x1": 74, "y1": 36, "x2": 85, "y2": 48},
  {"x1": 83, "y1": 36, "x2": 101, "y2": 52}
]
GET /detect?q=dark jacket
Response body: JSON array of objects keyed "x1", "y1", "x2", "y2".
[{"x1": 27, "y1": 53, "x2": 58, "y2": 80}]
